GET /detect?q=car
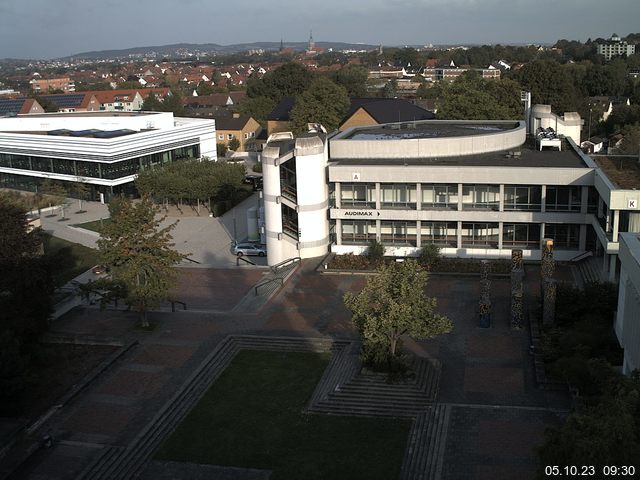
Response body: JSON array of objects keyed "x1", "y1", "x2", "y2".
[
  {"x1": 244, "y1": 174, "x2": 263, "y2": 191},
  {"x1": 232, "y1": 243, "x2": 266, "y2": 257}
]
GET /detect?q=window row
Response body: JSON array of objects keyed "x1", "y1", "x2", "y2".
[
  {"x1": 340, "y1": 220, "x2": 581, "y2": 250},
  {"x1": 0, "y1": 145, "x2": 199, "y2": 180},
  {"x1": 338, "y1": 183, "x2": 597, "y2": 212}
]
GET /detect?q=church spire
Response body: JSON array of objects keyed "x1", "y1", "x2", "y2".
[{"x1": 308, "y1": 30, "x2": 315, "y2": 52}]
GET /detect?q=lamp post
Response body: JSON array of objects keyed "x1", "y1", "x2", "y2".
[{"x1": 588, "y1": 108, "x2": 592, "y2": 141}]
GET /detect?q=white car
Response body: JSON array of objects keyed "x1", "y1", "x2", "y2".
[{"x1": 232, "y1": 243, "x2": 266, "y2": 257}]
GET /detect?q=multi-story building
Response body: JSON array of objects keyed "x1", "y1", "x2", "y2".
[
  {"x1": 0, "y1": 111, "x2": 216, "y2": 201},
  {"x1": 261, "y1": 106, "x2": 640, "y2": 289},
  {"x1": 615, "y1": 233, "x2": 640, "y2": 374},
  {"x1": 29, "y1": 77, "x2": 76, "y2": 93},
  {"x1": 422, "y1": 67, "x2": 501, "y2": 82},
  {"x1": 597, "y1": 33, "x2": 636, "y2": 60},
  {"x1": 214, "y1": 114, "x2": 261, "y2": 152}
]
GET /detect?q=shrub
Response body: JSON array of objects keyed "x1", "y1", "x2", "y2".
[
  {"x1": 330, "y1": 253, "x2": 372, "y2": 270},
  {"x1": 419, "y1": 244, "x2": 440, "y2": 269},
  {"x1": 212, "y1": 201, "x2": 227, "y2": 217},
  {"x1": 366, "y1": 240, "x2": 385, "y2": 264},
  {"x1": 252, "y1": 162, "x2": 263, "y2": 173}
]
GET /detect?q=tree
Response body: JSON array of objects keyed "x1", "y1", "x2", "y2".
[
  {"x1": 71, "y1": 179, "x2": 90, "y2": 212},
  {"x1": 382, "y1": 79, "x2": 397, "y2": 98},
  {"x1": 343, "y1": 260, "x2": 452, "y2": 367},
  {"x1": 142, "y1": 92, "x2": 163, "y2": 111},
  {"x1": 228, "y1": 137, "x2": 241, "y2": 152},
  {"x1": 97, "y1": 196, "x2": 187, "y2": 327},
  {"x1": 437, "y1": 73, "x2": 524, "y2": 120},
  {"x1": 247, "y1": 62, "x2": 315, "y2": 102},
  {"x1": 513, "y1": 60, "x2": 581, "y2": 113},
  {"x1": 217, "y1": 142, "x2": 228, "y2": 158},
  {"x1": 290, "y1": 77, "x2": 350, "y2": 133},
  {"x1": 237, "y1": 96, "x2": 275, "y2": 127},
  {"x1": 619, "y1": 125, "x2": 640, "y2": 156},
  {"x1": 0, "y1": 200, "x2": 53, "y2": 411},
  {"x1": 333, "y1": 65, "x2": 369, "y2": 97}
]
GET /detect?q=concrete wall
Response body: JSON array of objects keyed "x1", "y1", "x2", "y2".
[
  {"x1": 330, "y1": 121, "x2": 526, "y2": 159},
  {"x1": 530, "y1": 105, "x2": 583, "y2": 144},
  {"x1": 616, "y1": 232, "x2": 640, "y2": 374}
]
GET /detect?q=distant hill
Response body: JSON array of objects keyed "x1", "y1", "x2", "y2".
[{"x1": 67, "y1": 41, "x2": 381, "y2": 60}]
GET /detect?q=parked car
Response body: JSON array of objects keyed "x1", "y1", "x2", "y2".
[
  {"x1": 244, "y1": 174, "x2": 263, "y2": 191},
  {"x1": 232, "y1": 243, "x2": 266, "y2": 257}
]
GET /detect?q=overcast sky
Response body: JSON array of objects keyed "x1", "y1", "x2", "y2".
[{"x1": 0, "y1": 0, "x2": 639, "y2": 59}]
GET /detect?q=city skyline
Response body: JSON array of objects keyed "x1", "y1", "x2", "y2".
[{"x1": 0, "y1": 0, "x2": 638, "y2": 59}]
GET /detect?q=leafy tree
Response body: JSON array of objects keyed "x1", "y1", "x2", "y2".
[
  {"x1": 228, "y1": 137, "x2": 241, "y2": 152},
  {"x1": 247, "y1": 62, "x2": 315, "y2": 102},
  {"x1": 0, "y1": 201, "x2": 53, "y2": 411},
  {"x1": 237, "y1": 96, "x2": 275, "y2": 127},
  {"x1": 382, "y1": 79, "x2": 397, "y2": 98},
  {"x1": 33, "y1": 95, "x2": 59, "y2": 113},
  {"x1": 619, "y1": 125, "x2": 640, "y2": 156},
  {"x1": 142, "y1": 92, "x2": 163, "y2": 111},
  {"x1": 419, "y1": 244, "x2": 441, "y2": 269},
  {"x1": 97, "y1": 196, "x2": 187, "y2": 327},
  {"x1": 333, "y1": 65, "x2": 369, "y2": 97},
  {"x1": 217, "y1": 142, "x2": 228, "y2": 157},
  {"x1": 71, "y1": 179, "x2": 90, "y2": 212},
  {"x1": 393, "y1": 47, "x2": 419, "y2": 67},
  {"x1": 513, "y1": 60, "x2": 580, "y2": 113},
  {"x1": 290, "y1": 77, "x2": 350, "y2": 133},
  {"x1": 343, "y1": 260, "x2": 452, "y2": 366},
  {"x1": 437, "y1": 73, "x2": 523, "y2": 120},
  {"x1": 366, "y1": 239, "x2": 385, "y2": 265}
]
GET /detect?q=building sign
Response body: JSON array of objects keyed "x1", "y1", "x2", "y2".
[
  {"x1": 352, "y1": 172, "x2": 361, "y2": 181},
  {"x1": 629, "y1": 199, "x2": 638, "y2": 209},
  {"x1": 344, "y1": 211, "x2": 380, "y2": 217}
]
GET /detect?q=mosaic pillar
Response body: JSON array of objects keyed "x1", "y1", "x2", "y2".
[
  {"x1": 479, "y1": 260, "x2": 491, "y2": 328},
  {"x1": 510, "y1": 249, "x2": 524, "y2": 329},
  {"x1": 542, "y1": 278, "x2": 557, "y2": 326}
]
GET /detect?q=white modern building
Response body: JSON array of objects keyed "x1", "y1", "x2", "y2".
[
  {"x1": 596, "y1": 34, "x2": 636, "y2": 61},
  {"x1": 616, "y1": 232, "x2": 640, "y2": 375},
  {"x1": 261, "y1": 106, "x2": 640, "y2": 287},
  {"x1": 0, "y1": 111, "x2": 216, "y2": 200}
]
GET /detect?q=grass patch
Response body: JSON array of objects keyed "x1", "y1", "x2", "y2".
[
  {"x1": 42, "y1": 234, "x2": 99, "y2": 286},
  {"x1": 155, "y1": 350, "x2": 410, "y2": 480},
  {"x1": 73, "y1": 218, "x2": 111, "y2": 234}
]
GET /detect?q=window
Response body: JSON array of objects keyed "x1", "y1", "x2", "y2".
[
  {"x1": 341, "y1": 220, "x2": 376, "y2": 244},
  {"x1": 380, "y1": 221, "x2": 416, "y2": 246},
  {"x1": 227, "y1": 134, "x2": 234, "y2": 140},
  {"x1": 461, "y1": 222, "x2": 499, "y2": 248},
  {"x1": 421, "y1": 221, "x2": 457, "y2": 247},
  {"x1": 218, "y1": 134, "x2": 223, "y2": 140},
  {"x1": 504, "y1": 186, "x2": 541, "y2": 211},
  {"x1": 380, "y1": 183, "x2": 416, "y2": 209},
  {"x1": 545, "y1": 186, "x2": 581, "y2": 212},
  {"x1": 340, "y1": 183, "x2": 376, "y2": 208},
  {"x1": 422, "y1": 184, "x2": 458, "y2": 209},
  {"x1": 502, "y1": 223, "x2": 541, "y2": 248},
  {"x1": 281, "y1": 204, "x2": 298, "y2": 239},
  {"x1": 280, "y1": 160, "x2": 297, "y2": 202},
  {"x1": 545, "y1": 224, "x2": 580, "y2": 249},
  {"x1": 462, "y1": 185, "x2": 499, "y2": 210}
]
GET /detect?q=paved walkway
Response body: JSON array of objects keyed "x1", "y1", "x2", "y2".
[{"x1": 11, "y1": 261, "x2": 571, "y2": 480}]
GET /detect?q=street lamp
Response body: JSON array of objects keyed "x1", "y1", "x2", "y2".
[{"x1": 588, "y1": 108, "x2": 592, "y2": 141}]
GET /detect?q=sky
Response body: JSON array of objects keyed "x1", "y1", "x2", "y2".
[{"x1": 0, "y1": 0, "x2": 639, "y2": 59}]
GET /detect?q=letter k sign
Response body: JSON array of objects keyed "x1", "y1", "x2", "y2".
[
  {"x1": 629, "y1": 199, "x2": 637, "y2": 209},
  {"x1": 352, "y1": 172, "x2": 360, "y2": 181}
]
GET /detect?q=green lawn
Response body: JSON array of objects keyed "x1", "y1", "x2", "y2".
[
  {"x1": 42, "y1": 234, "x2": 99, "y2": 286},
  {"x1": 73, "y1": 218, "x2": 111, "y2": 234},
  {"x1": 155, "y1": 350, "x2": 411, "y2": 480}
]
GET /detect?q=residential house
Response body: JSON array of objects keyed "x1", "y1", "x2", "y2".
[
  {"x1": 0, "y1": 98, "x2": 44, "y2": 116},
  {"x1": 215, "y1": 113, "x2": 261, "y2": 152},
  {"x1": 39, "y1": 93, "x2": 100, "y2": 112},
  {"x1": 580, "y1": 137, "x2": 604, "y2": 154},
  {"x1": 29, "y1": 77, "x2": 76, "y2": 93},
  {"x1": 183, "y1": 92, "x2": 246, "y2": 118},
  {"x1": 93, "y1": 90, "x2": 145, "y2": 112},
  {"x1": 597, "y1": 34, "x2": 636, "y2": 60}
]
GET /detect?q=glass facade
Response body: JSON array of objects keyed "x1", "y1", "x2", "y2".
[
  {"x1": 545, "y1": 186, "x2": 582, "y2": 212},
  {"x1": 421, "y1": 184, "x2": 458, "y2": 209},
  {"x1": 421, "y1": 221, "x2": 457, "y2": 247},
  {"x1": 0, "y1": 144, "x2": 199, "y2": 181},
  {"x1": 504, "y1": 186, "x2": 542, "y2": 211},
  {"x1": 461, "y1": 222, "x2": 499, "y2": 248},
  {"x1": 340, "y1": 183, "x2": 376, "y2": 208},
  {"x1": 545, "y1": 224, "x2": 580, "y2": 249},
  {"x1": 502, "y1": 223, "x2": 541, "y2": 248},
  {"x1": 281, "y1": 204, "x2": 298, "y2": 240},
  {"x1": 341, "y1": 220, "x2": 376, "y2": 244},
  {"x1": 462, "y1": 185, "x2": 500, "y2": 210},
  {"x1": 380, "y1": 221, "x2": 417, "y2": 246},
  {"x1": 380, "y1": 183, "x2": 417, "y2": 209}
]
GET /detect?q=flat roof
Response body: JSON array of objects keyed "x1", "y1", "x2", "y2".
[
  {"x1": 331, "y1": 137, "x2": 588, "y2": 169},
  {"x1": 14, "y1": 111, "x2": 160, "y2": 118},
  {"x1": 342, "y1": 121, "x2": 520, "y2": 140},
  {"x1": 593, "y1": 156, "x2": 640, "y2": 189}
]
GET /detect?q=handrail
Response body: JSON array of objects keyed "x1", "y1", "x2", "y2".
[
  {"x1": 569, "y1": 251, "x2": 593, "y2": 263},
  {"x1": 270, "y1": 256, "x2": 301, "y2": 274},
  {"x1": 171, "y1": 300, "x2": 187, "y2": 312},
  {"x1": 183, "y1": 256, "x2": 201, "y2": 264},
  {"x1": 236, "y1": 256, "x2": 256, "y2": 266},
  {"x1": 254, "y1": 277, "x2": 284, "y2": 296}
]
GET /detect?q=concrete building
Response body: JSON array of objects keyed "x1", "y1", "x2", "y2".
[
  {"x1": 615, "y1": 232, "x2": 640, "y2": 374},
  {"x1": 215, "y1": 113, "x2": 261, "y2": 152},
  {"x1": 0, "y1": 111, "x2": 216, "y2": 201},
  {"x1": 261, "y1": 105, "x2": 640, "y2": 285},
  {"x1": 597, "y1": 34, "x2": 636, "y2": 60},
  {"x1": 29, "y1": 77, "x2": 75, "y2": 93}
]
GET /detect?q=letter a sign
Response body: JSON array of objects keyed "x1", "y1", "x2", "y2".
[
  {"x1": 629, "y1": 199, "x2": 638, "y2": 209},
  {"x1": 352, "y1": 172, "x2": 360, "y2": 181}
]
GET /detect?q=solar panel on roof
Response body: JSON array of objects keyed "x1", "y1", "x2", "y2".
[
  {"x1": 0, "y1": 99, "x2": 26, "y2": 115},
  {"x1": 41, "y1": 94, "x2": 86, "y2": 108}
]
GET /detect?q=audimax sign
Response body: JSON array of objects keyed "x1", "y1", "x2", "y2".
[{"x1": 344, "y1": 211, "x2": 381, "y2": 216}]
